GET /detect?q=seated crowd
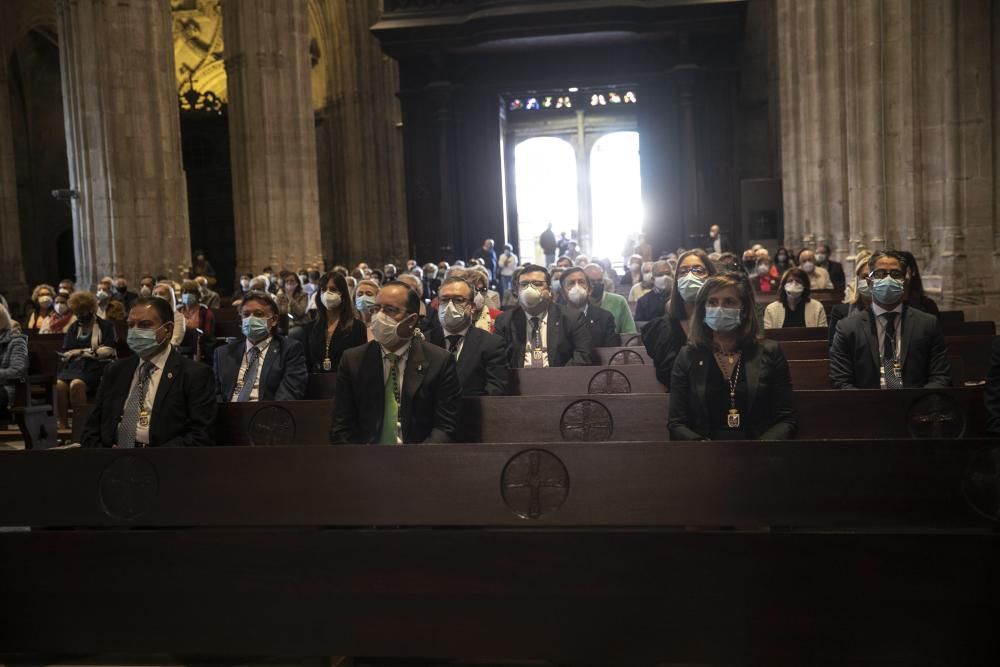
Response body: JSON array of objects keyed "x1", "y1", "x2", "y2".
[{"x1": 0, "y1": 239, "x2": 998, "y2": 445}]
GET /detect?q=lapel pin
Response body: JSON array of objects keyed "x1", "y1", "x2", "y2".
[
  {"x1": 167, "y1": 372, "x2": 173, "y2": 379},
  {"x1": 417, "y1": 364, "x2": 423, "y2": 372},
  {"x1": 699, "y1": 361, "x2": 703, "y2": 366}
]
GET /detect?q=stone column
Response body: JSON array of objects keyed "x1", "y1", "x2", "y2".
[
  {"x1": 56, "y1": 0, "x2": 191, "y2": 289},
  {"x1": 776, "y1": 0, "x2": 995, "y2": 315},
  {"x1": 313, "y1": 0, "x2": 408, "y2": 266},
  {"x1": 223, "y1": 0, "x2": 323, "y2": 274},
  {"x1": 0, "y1": 59, "x2": 28, "y2": 302}
]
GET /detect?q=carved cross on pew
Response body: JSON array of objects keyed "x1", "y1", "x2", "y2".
[{"x1": 501, "y1": 449, "x2": 570, "y2": 520}]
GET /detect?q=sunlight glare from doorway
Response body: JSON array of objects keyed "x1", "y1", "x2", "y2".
[
  {"x1": 590, "y1": 131, "x2": 642, "y2": 262},
  {"x1": 514, "y1": 137, "x2": 578, "y2": 265}
]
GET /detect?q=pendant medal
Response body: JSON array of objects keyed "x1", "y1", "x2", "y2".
[{"x1": 727, "y1": 409, "x2": 740, "y2": 429}]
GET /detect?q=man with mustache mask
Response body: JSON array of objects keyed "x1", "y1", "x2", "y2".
[
  {"x1": 494, "y1": 264, "x2": 591, "y2": 368},
  {"x1": 829, "y1": 250, "x2": 951, "y2": 389},
  {"x1": 427, "y1": 277, "x2": 508, "y2": 396},
  {"x1": 331, "y1": 281, "x2": 461, "y2": 444}
]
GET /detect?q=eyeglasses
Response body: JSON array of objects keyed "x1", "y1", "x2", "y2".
[
  {"x1": 370, "y1": 304, "x2": 405, "y2": 317},
  {"x1": 518, "y1": 280, "x2": 548, "y2": 289},
  {"x1": 869, "y1": 269, "x2": 905, "y2": 280},
  {"x1": 677, "y1": 265, "x2": 708, "y2": 277},
  {"x1": 439, "y1": 296, "x2": 470, "y2": 306}
]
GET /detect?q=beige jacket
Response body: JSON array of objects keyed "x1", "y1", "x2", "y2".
[{"x1": 763, "y1": 299, "x2": 828, "y2": 329}]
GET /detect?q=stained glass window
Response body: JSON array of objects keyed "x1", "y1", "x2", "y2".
[{"x1": 506, "y1": 88, "x2": 635, "y2": 113}]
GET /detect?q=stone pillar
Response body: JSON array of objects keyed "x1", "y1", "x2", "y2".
[
  {"x1": 776, "y1": 0, "x2": 995, "y2": 315},
  {"x1": 56, "y1": 0, "x2": 191, "y2": 289},
  {"x1": 0, "y1": 59, "x2": 28, "y2": 302},
  {"x1": 223, "y1": 0, "x2": 323, "y2": 274},
  {"x1": 313, "y1": 0, "x2": 407, "y2": 266}
]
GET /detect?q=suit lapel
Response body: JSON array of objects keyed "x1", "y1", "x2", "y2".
[
  {"x1": 258, "y1": 336, "x2": 281, "y2": 398},
  {"x1": 862, "y1": 309, "x2": 880, "y2": 371},
  {"x1": 457, "y1": 328, "x2": 480, "y2": 384},
  {"x1": 546, "y1": 304, "x2": 561, "y2": 365},
  {"x1": 899, "y1": 305, "x2": 912, "y2": 368},
  {"x1": 511, "y1": 308, "x2": 527, "y2": 368},
  {"x1": 401, "y1": 339, "x2": 427, "y2": 431},
  {"x1": 691, "y1": 348, "x2": 710, "y2": 425},
  {"x1": 226, "y1": 342, "x2": 245, "y2": 398},
  {"x1": 149, "y1": 349, "x2": 180, "y2": 443}
]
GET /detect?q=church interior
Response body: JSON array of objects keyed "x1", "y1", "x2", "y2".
[{"x1": 1, "y1": 1, "x2": 999, "y2": 665}]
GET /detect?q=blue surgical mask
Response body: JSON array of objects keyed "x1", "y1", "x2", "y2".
[
  {"x1": 551, "y1": 278, "x2": 561, "y2": 293},
  {"x1": 127, "y1": 325, "x2": 165, "y2": 357},
  {"x1": 704, "y1": 306, "x2": 742, "y2": 332},
  {"x1": 242, "y1": 315, "x2": 271, "y2": 343},
  {"x1": 182, "y1": 293, "x2": 198, "y2": 306},
  {"x1": 872, "y1": 277, "x2": 904, "y2": 305},
  {"x1": 677, "y1": 273, "x2": 705, "y2": 302},
  {"x1": 355, "y1": 294, "x2": 377, "y2": 312}
]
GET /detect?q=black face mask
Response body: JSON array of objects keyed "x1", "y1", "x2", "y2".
[{"x1": 591, "y1": 283, "x2": 605, "y2": 300}]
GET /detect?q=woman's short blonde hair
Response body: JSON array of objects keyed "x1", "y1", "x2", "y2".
[{"x1": 68, "y1": 291, "x2": 97, "y2": 313}]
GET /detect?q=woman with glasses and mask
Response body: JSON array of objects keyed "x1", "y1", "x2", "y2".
[
  {"x1": 897, "y1": 251, "x2": 941, "y2": 320},
  {"x1": 763, "y1": 268, "x2": 828, "y2": 330},
  {"x1": 292, "y1": 272, "x2": 367, "y2": 373},
  {"x1": 642, "y1": 249, "x2": 718, "y2": 388},
  {"x1": 669, "y1": 273, "x2": 797, "y2": 441}
]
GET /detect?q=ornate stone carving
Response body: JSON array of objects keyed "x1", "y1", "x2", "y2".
[
  {"x1": 501, "y1": 449, "x2": 569, "y2": 520},
  {"x1": 559, "y1": 399, "x2": 613, "y2": 441},
  {"x1": 99, "y1": 456, "x2": 158, "y2": 521}
]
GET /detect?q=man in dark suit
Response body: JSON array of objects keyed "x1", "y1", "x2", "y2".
[
  {"x1": 213, "y1": 291, "x2": 308, "y2": 401},
  {"x1": 706, "y1": 224, "x2": 729, "y2": 254},
  {"x1": 816, "y1": 243, "x2": 846, "y2": 290},
  {"x1": 986, "y1": 338, "x2": 1000, "y2": 436},
  {"x1": 830, "y1": 250, "x2": 951, "y2": 389},
  {"x1": 331, "y1": 281, "x2": 461, "y2": 444},
  {"x1": 494, "y1": 264, "x2": 592, "y2": 368},
  {"x1": 560, "y1": 267, "x2": 619, "y2": 355},
  {"x1": 81, "y1": 297, "x2": 216, "y2": 447},
  {"x1": 634, "y1": 260, "x2": 672, "y2": 322},
  {"x1": 473, "y1": 238, "x2": 498, "y2": 287},
  {"x1": 428, "y1": 276, "x2": 508, "y2": 396}
]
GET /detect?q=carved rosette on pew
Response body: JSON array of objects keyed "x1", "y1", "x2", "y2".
[
  {"x1": 248, "y1": 406, "x2": 296, "y2": 446},
  {"x1": 907, "y1": 393, "x2": 966, "y2": 439},
  {"x1": 501, "y1": 449, "x2": 570, "y2": 520},
  {"x1": 588, "y1": 369, "x2": 632, "y2": 395},
  {"x1": 962, "y1": 446, "x2": 1000, "y2": 522},
  {"x1": 99, "y1": 456, "x2": 159, "y2": 521},
  {"x1": 559, "y1": 400, "x2": 614, "y2": 441},
  {"x1": 608, "y1": 349, "x2": 645, "y2": 366}
]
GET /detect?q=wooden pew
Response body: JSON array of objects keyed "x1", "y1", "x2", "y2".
[
  {"x1": 0, "y1": 442, "x2": 997, "y2": 664},
  {"x1": 306, "y1": 372, "x2": 337, "y2": 399},
  {"x1": 510, "y1": 366, "x2": 665, "y2": 395},
  {"x1": 66, "y1": 386, "x2": 989, "y2": 448},
  {"x1": 593, "y1": 346, "x2": 654, "y2": 365}
]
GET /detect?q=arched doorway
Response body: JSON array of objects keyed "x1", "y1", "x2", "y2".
[
  {"x1": 513, "y1": 136, "x2": 578, "y2": 265},
  {"x1": 590, "y1": 131, "x2": 642, "y2": 263},
  {"x1": 7, "y1": 28, "x2": 72, "y2": 286}
]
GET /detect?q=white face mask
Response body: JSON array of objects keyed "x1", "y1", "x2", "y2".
[
  {"x1": 240, "y1": 279, "x2": 251, "y2": 290},
  {"x1": 474, "y1": 292, "x2": 485, "y2": 309},
  {"x1": 54, "y1": 302, "x2": 68, "y2": 315},
  {"x1": 642, "y1": 272, "x2": 653, "y2": 283},
  {"x1": 567, "y1": 284, "x2": 589, "y2": 307},
  {"x1": 320, "y1": 291, "x2": 342, "y2": 310},
  {"x1": 801, "y1": 261, "x2": 816, "y2": 273},
  {"x1": 370, "y1": 311, "x2": 412, "y2": 349},
  {"x1": 518, "y1": 285, "x2": 545, "y2": 311},
  {"x1": 653, "y1": 276, "x2": 670, "y2": 291},
  {"x1": 630, "y1": 263, "x2": 641, "y2": 271},
  {"x1": 438, "y1": 301, "x2": 471, "y2": 333},
  {"x1": 784, "y1": 281, "x2": 805, "y2": 298}
]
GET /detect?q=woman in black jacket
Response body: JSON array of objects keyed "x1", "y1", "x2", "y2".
[
  {"x1": 292, "y1": 272, "x2": 367, "y2": 373},
  {"x1": 669, "y1": 273, "x2": 797, "y2": 441},
  {"x1": 641, "y1": 249, "x2": 718, "y2": 389}
]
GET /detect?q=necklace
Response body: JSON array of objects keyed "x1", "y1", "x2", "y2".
[{"x1": 713, "y1": 349, "x2": 743, "y2": 429}]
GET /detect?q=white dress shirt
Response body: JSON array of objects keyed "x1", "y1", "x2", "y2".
[
  {"x1": 231, "y1": 337, "x2": 273, "y2": 402},
  {"x1": 128, "y1": 344, "x2": 172, "y2": 445},
  {"x1": 523, "y1": 310, "x2": 550, "y2": 367}
]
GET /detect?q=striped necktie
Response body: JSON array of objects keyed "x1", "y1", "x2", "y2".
[{"x1": 117, "y1": 361, "x2": 155, "y2": 448}]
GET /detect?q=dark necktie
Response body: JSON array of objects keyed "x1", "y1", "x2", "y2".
[
  {"x1": 446, "y1": 334, "x2": 462, "y2": 358},
  {"x1": 882, "y1": 312, "x2": 902, "y2": 389},
  {"x1": 235, "y1": 346, "x2": 261, "y2": 402},
  {"x1": 529, "y1": 316, "x2": 543, "y2": 368},
  {"x1": 117, "y1": 361, "x2": 155, "y2": 448}
]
